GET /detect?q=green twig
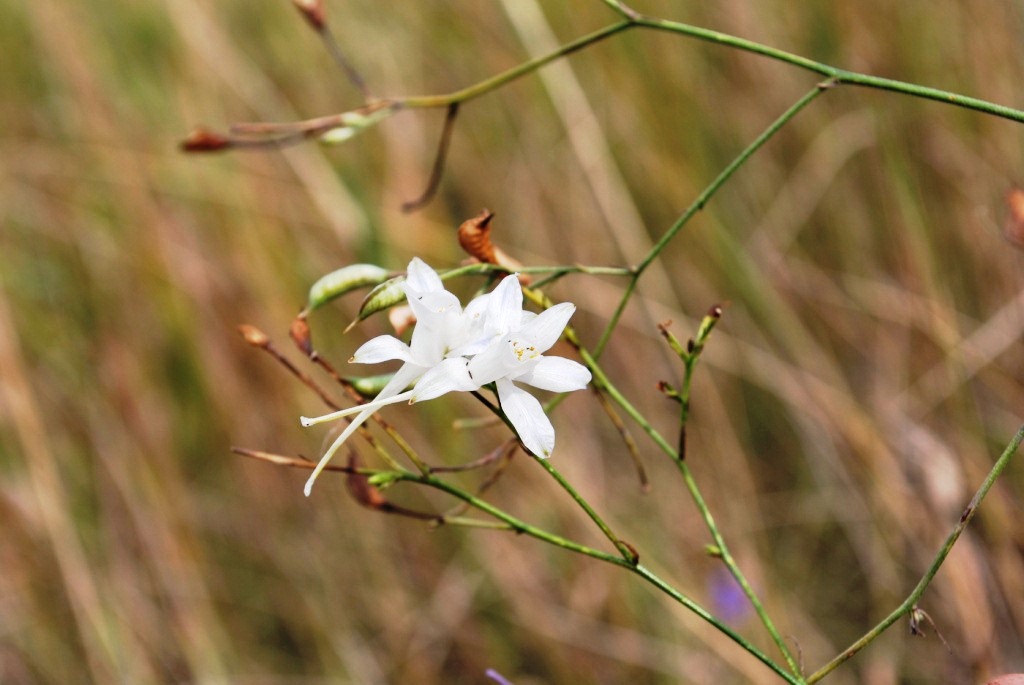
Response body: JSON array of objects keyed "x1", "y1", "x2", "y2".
[
  {"x1": 400, "y1": 20, "x2": 635, "y2": 108},
  {"x1": 659, "y1": 311, "x2": 801, "y2": 677},
  {"x1": 633, "y1": 15, "x2": 1024, "y2": 124},
  {"x1": 389, "y1": 470, "x2": 801, "y2": 684},
  {"x1": 532, "y1": 456, "x2": 639, "y2": 564},
  {"x1": 807, "y1": 424, "x2": 1024, "y2": 682}
]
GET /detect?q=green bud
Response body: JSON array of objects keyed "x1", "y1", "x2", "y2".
[
  {"x1": 345, "y1": 373, "x2": 395, "y2": 398},
  {"x1": 353, "y1": 275, "x2": 408, "y2": 324},
  {"x1": 306, "y1": 264, "x2": 390, "y2": 312}
]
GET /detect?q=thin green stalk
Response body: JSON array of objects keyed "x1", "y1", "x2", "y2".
[
  {"x1": 637, "y1": 85, "x2": 826, "y2": 274},
  {"x1": 675, "y1": 458, "x2": 801, "y2": 678},
  {"x1": 632, "y1": 564, "x2": 803, "y2": 685},
  {"x1": 807, "y1": 424, "x2": 1024, "y2": 683},
  {"x1": 393, "y1": 470, "x2": 800, "y2": 684},
  {"x1": 635, "y1": 16, "x2": 1024, "y2": 124},
  {"x1": 532, "y1": 456, "x2": 639, "y2": 564},
  {"x1": 658, "y1": 314, "x2": 800, "y2": 675},
  {"x1": 395, "y1": 12, "x2": 1024, "y2": 125},
  {"x1": 593, "y1": 86, "x2": 823, "y2": 361},
  {"x1": 400, "y1": 20, "x2": 635, "y2": 109},
  {"x1": 468, "y1": 387, "x2": 638, "y2": 563}
]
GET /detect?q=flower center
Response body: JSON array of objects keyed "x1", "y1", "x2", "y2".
[{"x1": 511, "y1": 339, "x2": 539, "y2": 362}]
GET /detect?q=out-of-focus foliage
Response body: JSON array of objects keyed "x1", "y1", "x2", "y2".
[{"x1": 2, "y1": 1, "x2": 1023, "y2": 683}]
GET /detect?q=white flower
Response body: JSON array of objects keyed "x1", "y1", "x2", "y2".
[
  {"x1": 300, "y1": 261, "x2": 591, "y2": 496},
  {"x1": 465, "y1": 275, "x2": 592, "y2": 457}
]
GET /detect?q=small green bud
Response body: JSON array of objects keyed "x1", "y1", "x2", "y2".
[{"x1": 306, "y1": 264, "x2": 391, "y2": 312}]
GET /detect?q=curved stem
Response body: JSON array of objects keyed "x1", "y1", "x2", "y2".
[{"x1": 807, "y1": 424, "x2": 1024, "y2": 683}]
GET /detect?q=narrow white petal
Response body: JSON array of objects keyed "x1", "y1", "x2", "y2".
[
  {"x1": 411, "y1": 357, "x2": 478, "y2": 402},
  {"x1": 301, "y1": 389, "x2": 414, "y2": 427},
  {"x1": 304, "y1": 405, "x2": 375, "y2": 495},
  {"x1": 351, "y1": 335, "x2": 414, "y2": 364},
  {"x1": 405, "y1": 257, "x2": 444, "y2": 292},
  {"x1": 518, "y1": 303, "x2": 575, "y2": 352},
  {"x1": 300, "y1": 404, "x2": 365, "y2": 427},
  {"x1": 513, "y1": 356, "x2": 591, "y2": 392},
  {"x1": 496, "y1": 378, "x2": 555, "y2": 458}
]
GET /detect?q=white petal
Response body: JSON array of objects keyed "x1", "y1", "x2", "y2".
[
  {"x1": 407, "y1": 290, "x2": 461, "y2": 323},
  {"x1": 405, "y1": 257, "x2": 444, "y2": 293},
  {"x1": 374, "y1": 362, "x2": 423, "y2": 400},
  {"x1": 466, "y1": 337, "x2": 519, "y2": 386},
  {"x1": 410, "y1": 357, "x2": 479, "y2": 402},
  {"x1": 497, "y1": 378, "x2": 555, "y2": 458},
  {"x1": 517, "y1": 303, "x2": 575, "y2": 352},
  {"x1": 408, "y1": 316, "x2": 447, "y2": 364},
  {"x1": 351, "y1": 335, "x2": 414, "y2": 364},
  {"x1": 512, "y1": 356, "x2": 591, "y2": 392},
  {"x1": 462, "y1": 290, "x2": 491, "y2": 321},
  {"x1": 484, "y1": 274, "x2": 523, "y2": 334}
]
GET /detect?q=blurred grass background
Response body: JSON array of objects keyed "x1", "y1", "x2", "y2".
[{"x1": 2, "y1": 0, "x2": 1024, "y2": 683}]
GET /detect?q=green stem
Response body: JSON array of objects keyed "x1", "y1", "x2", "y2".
[
  {"x1": 593, "y1": 86, "x2": 823, "y2": 363},
  {"x1": 532, "y1": 456, "x2": 639, "y2": 564},
  {"x1": 635, "y1": 16, "x2": 1024, "y2": 124},
  {"x1": 569, "y1": 90, "x2": 826, "y2": 679},
  {"x1": 807, "y1": 424, "x2": 1024, "y2": 683},
  {"x1": 675, "y1": 458, "x2": 801, "y2": 678},
  {"x1": 582, "y1": 328, "x2": 804, "y2": 673},
  {"x1": 633, "y1": 564, "x2": 802, "y2": 685},
  {"x1": 400, "y1": 20, "x2": 635, "y2": 109},
  {"x1": 469, "y1": 387, "x2": 638, "y2": 563},
  {"x1": 395, "y1": 13, "x2": 1024, "y2": 125},
  {"x1": 637, "y1": 85, "x2": 826, "y2": 275},
  {"x1": 393, "y1": 470, "x2": 800, "y2": 684}
]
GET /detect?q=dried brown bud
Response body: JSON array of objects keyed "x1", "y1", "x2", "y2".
[
  {"x1": 180, "y1": 127, "x2": 232, "y2": 153},
  {"x1": 1004, "y1": 187, "x2": 1024, "y2": 248},
  {"x1": 388, "y1": 305, "x2": 416, "y2": 336},
  {"x1": 237, "y1": 324, "x2": 270, "y2": 348},
  {"x1": 457, "y1": 209, "x2": 528, "y2": 282},
  {"x1": 291, "y1": 0, "x2": 325, "y2": 30},
  {"x1": 458, "y1": 209, "x2": 498, "y2": 263},
  {"x1": 289, "y1": 314, "x2": 313, "y2": 357}
]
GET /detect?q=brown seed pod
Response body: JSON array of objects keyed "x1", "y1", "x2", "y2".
[
  {"x1": 237, "y1": 324, "x2": 269, "y2": 348},
  {"x1": 180, "y1": 127, "x2": 232, "y2": 153},
  {"x1": 1004, "y1": 187, "x2": 1024, "y2": 248}
]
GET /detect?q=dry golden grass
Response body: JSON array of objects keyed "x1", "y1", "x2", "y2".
[{"x1": 2, "y1": 1, "x2": 1023, "y2": 683}]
